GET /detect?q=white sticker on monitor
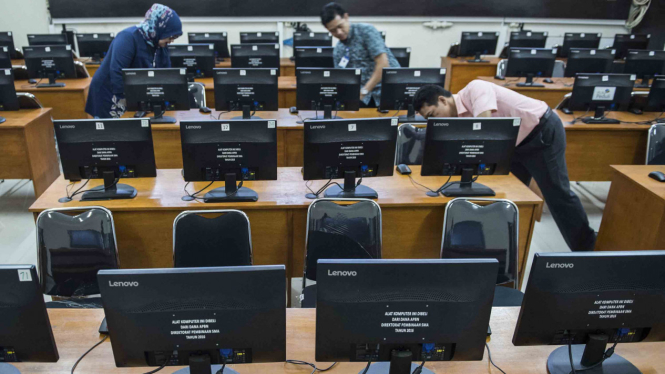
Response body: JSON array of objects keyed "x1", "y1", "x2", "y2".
[
  {"x1": 602, "y1": 75, "x2": 609, "y2": 81},
  {"x1": 240, "y1": 70, "x2": 246, "y2": 76},
  {"x1": 407, "y1": 47, "x2": 411, "y2": 52},
  {"x1": 590, "y1": 50, "x2": 596, "y2": 55},
  {"x1": 96, "y1": 122, "x2": 105, "y2": 130},
  {"x1": 221, "y1": 123, "x2": 230, "y2": 131},
  {"x1": 348, "y1": 123, "x2": 357, "y2": 131},
  {"x1": 268, "y1": 120, "x2": 276, "y2": 128},
  {"x1": 630, "y1": 74, "x2": 636, "y2": 81},
  {"x1": 180, "y1": 68, "x2": 186, "y2": 75},
  {"x1": 141, "y1": 120, "x2": 149, "y2": 127},
  {"x1": 45, "y1": 47, "x2": 50, "y2": 52},
  {"x1": 310, "y1": 32, "x2": 315, "y2": 37},
  {"x1": 7, "y1": 32, "x2": 11, "y2": 36},
  {"x1": 187, "y1": 46, "x2": 193, "y2": 51},
  {"x1": 275, "y1": 32, "x2": 279, "y2": 36},
  {"x1": 581, "y1": 33, "x2": 585, "y2": 37},
  {"x1": 93, "y1": 34, "x2": 98, "y2": 38},
  {"x1": 209, "y1": 44, "x2": 214, "y2": 49},
  {"x1": 531, "y1": 49, "x2": 537, "y2": 55},
  {"x1": 598, "y1": 33, "x2": 602, "y2": 37},
  {"x1": 391, "y1": 118, "x2": 398, "y2": 126},
  {"x1": 355, "y1": 69, "x2": 361, "y2": 75},
  {"x1": 592, "y1": 86, "x2": 616, "y2": 101},
  {"x1": 544, "y1": 32, "x2": 548, "y2": 36},
  {"x1": 630, "y1": 35, "x2": 635, "y2": 39},
  {"x1": 252, "y1": 45, "x2": 258, "y2": 51},
  {"x1": 527, "y1": 32, "x2": 532, "y2": 37},
  {"x1": 147, "y1": 71, "x2": 154, "y2": 77},
  {"x1": 324, "y1": 71, "x2": 330, "y2": 77},
  {"x1": 257, "y1": 32, "x2": 262, "y2": 37},
  {"x1": 414, "y1": 70, "x2": 421, "y2": 77},
  {"x1": 270, "y1": 69, "x2": 276, "y2": 75},
  {"x1": 317, "y1": 48, "x2": 322, "y2": 53},
  {"x1": 650, "y1": 51, "x2": 655, "y2": 56},
  {"x1": 66, "y1": 45, "x2": 71, "y2": 50},
  {"x1": 274, "y1": 44, "x2": 279, "y2": 49},
  {"x1": 440, "y1": 68, "x2": 446, "y2": 75},
  {"x1": 611, "y1": 50, "x2": 616, "y2": 55},
  {"x1": 2, "y1": 47, "x2": 6, "y2": 52},
  {"x1": 513, "y1": 118, "x2": 521, "y2": 127},
  {"x1": 18, "y1": 269, "x2": 32, "y2": 282},
  {"x1": 205, "y1": 33, "x2": 210, "y2": 37},
  {"x1": 4, "y1": 70, "x2": 10, "y2": 75},
  {"x1": 223, "y1": 32, "x2": 227, "y2": 37},
  {"x1": 478, "y1": 32, "x2": 483, "y2": 36},
  {"x1": 473, "y1": 122, "x2": 481, "y2": 130}
]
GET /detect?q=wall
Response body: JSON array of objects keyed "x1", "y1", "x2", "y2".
[{"x1": 0, "y1": 0, "x2": 51, "y2": 50}]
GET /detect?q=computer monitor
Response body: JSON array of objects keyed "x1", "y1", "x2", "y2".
[
  {"x1": 123, "y1": 68, "x2": 191, "y2": 124},
  {"x1": 98, "y1": 265, "x2": 286, "y2": 373},
  {"x1": 296, "y1": 67, "x2": 361, "y2": 119},
  {"x1": 168, "y1": 43, "x2": 216, "y2": 81},
  {"x1": 379, "y1": 67, "x2": 446, "y2": 122},
  {"x1": 22, "y1": 45, "x2": 77, "y2": 88},
  {"x1": 0, "y1": 265, "x2": 59, "y2": 373},
  {"x1": 0, "y1": 46, "x2": 11, "y2": 69},
  {"x1": 0, "y1": 68, "x2": 19, "y2": 124},
  {"x1": 389, "y1": 47, "x2": 410, "y2": 68},
  {"x1": 421, "y1": 117, "x2": 521, "y2": 197},
  {"x1": 567, "y1": 73, "x2": 635, "y2": 124},
  {"x1": 188, "y1": 32, "x2": 230, "y2": 60},
  {"x1": 240, "y1": 31, "x2": 279, "y2": 44},
  {"x1": 613, "y1": 33, "x2": 650, "y2": 60},
  {"x1": 76, "y1": 33, "x2": 114, "y2": 63},
  {"x1": 505, "y1": 47, "x2": 557, "y2": 87},
  {"x1": 646, "y1": 75, "x2": 665, "y2": 112},
  {"x1": 624, "y1": 50, "x2": 665, "y2": 88},
  {"x1": 508, "y1": 31, "x2": 548, "y2": 49},
  {"x1": 564, "y1": 48, "x2": 615, "y2": 77},
  {"x1": 293, "y1": 31, "x2": 333, "y2": 48},
  {"x1": 513, "y1": 251, "x2": 665, "y2": 374},
  {"x1": 213, "y1": 68, "x2": 278, "y2": 120},
  {"x1": 294, "y1": 46, "x2": 334, "y2": 69},
  {"x1": 230, "y1": 44, "x2": 280, "y2": 75},
  {"x1": 458, "y1": 31, "x2": 500, "y2": 62},
  {"x1": 317, "y1": 259, "x2": 499, "y2": 374},
  {"x1": 0, "y1": 32, "x2": 17, "y2": 59},
  {"x1": 559, "y1": 33, "x2": 602, "y2": 58},
  {"x1": 27, "y1": 33, "x2": 68, "y2": 46},
  {"x1": 53, "y1": 118, "x2": 157, "y2": 202},
  {"x1": 303, "y1": 117, "x2": 398, "y2": 199},
  {"x1": 180, "y1": 119, "x2": 277, "y2": 203}
]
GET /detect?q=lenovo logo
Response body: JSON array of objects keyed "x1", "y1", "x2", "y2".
[
  {"x1": 108, "y1": 280, "x2": 139, "y2": 287},
  {"x1": 327, "y1": 269, "x2": 357, "y2": 277},
  {"x1": 545, "y1": 262, "x2": 574, "y2": 269}
]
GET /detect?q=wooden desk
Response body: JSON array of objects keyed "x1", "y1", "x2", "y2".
[
  {"x1": 555, "y1": 110, "x2": 656, "y2": 181},
  {"x1": 0, "y1": 108, "x2": 60, "y2": 197},
  {"x1": 197, "y1": 76, "x2": 296, "y2": 109},
  {"x1": 12, "y1": 308, "x2": 665, "y2": 373},
  {"x1": 440, "y1": 57, "x2": 500, "y2": 93},
  {"x1": 280, "y1": 57, "x2": 295, "y2": 76},
  {"x1": 30, "y1": 167, "x2": 542, "y2": 291},
  {"x1": 596, "y1": 165, "x2": 665, "y2": 250},
  {"x1": 14, "y1": 78, "x2": 91, "y2": 119}
]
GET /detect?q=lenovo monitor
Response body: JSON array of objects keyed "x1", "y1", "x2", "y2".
[
  {"x1": 0, "y1": 265, "x2": 59, "y2": 373},
  {"x1": 0, "y1": 32, "x2": 17, "y2": 59},
  {"x1": 613, "y1": 34, "x2": 650, "y2": 60},
  {"x1": 27, "y1": 33, "x2": 68, "y2": 46},
  {"x1": 240, "y1": 32, "x2": 279, "y2": 44},
  {"x1": 22, "y1": 45, "x2": 76, "y2": 87},
  {"x1": 123, "y1": 68, "x2": 190, "y2": 124},
  {"x1": 76, "y1": 33, "x2": 114, "y2": 63},
  {"x1": 567, "y1": 73, "x2": 635, "y2": 124},
  {"x1": 421, "y1": 117, "x2": 521, "y2": 197},
  {"x1": 389, "y1": 47, "x2": 411, "y2": 68},
  {"x1": 53, "y1": 118, "x2": 157, "y2": 202},
  {"x1": 303, "y1": 117, "x2": 398, "y2": 199},
  {"x1": 296, "y1": 67, "x2": 361, "y2": 119},
  {"x1": 317, "y1": 259, "x2": 499, "y2": 374},
  {"x1": 624, "y1": 49, "x2": 665, "y2": 88},
  {"x1": 513, "y1": 251, "x2": 665, "y2": 374},
  {"x1": 379, "y1": 67, "x2": 446, "y2": 123},
  {"x1": 458, "y1": 31, "x2": 500, "y2": 62},
  {"x1": 293, "y1": 31, "x2": 333, "y2": 48},
  {"x1": 188, "y1": 32, "x2": 230, "y2": 60},
  {"x1": 646, "y1": 75, "x2": 665, "y2": 112},
  {"x1": 508, "y1": 31, "x2": 548, "y2": 49},
  {"x1": 180, "y1": 119, "x2": 278, "y2": 203},
  {"x1": 231, "y1": 44, "x2": 280, "y2": 75},
  {"x1": 0, "y1": 46, "x2": 11, "y2": 69},
  {"x1": 168, "y1": 43, "x2": 216, "y2": 81},
  {"x1": 98, "y1": 265, "x2": 286, "y2": 373},
  {"x1": 213, "y1": 68, "x2": 278, "y2": 119},
  {"x1": 559, "y1": 33, "x2": 602, "y2": 58},
  {"x1": 294, "y1": 46, "x2": 334, "y2": 69},
  {"x1": 564, "y1": 48, "x2": 615, "y2": 77},
  {"x1": 0, "y1": 68, "x2": 19, "y2": 124},
  {"x1": 505, "y1": 47, "x2": 557, "y2": 87}
]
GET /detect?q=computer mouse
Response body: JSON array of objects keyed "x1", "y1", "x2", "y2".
[
  {"x1": 28, "y1": 79, "x2": 37, "y2": 84},
  {"x1": 199, "y1": 106, "x2": 212, "y2": 114},
  {"x1": 377, "y1": 109, "x2": 390, "y2": 114},
  {"x1": 649, "y1": 171, "x2": 665, "y2": 182},
  {"x1": 396, "y1": 164, "x2": 412, "y2": 175},
  {"x1": 289, "y1": 106, "x2": 298, "y2": 114},
  {"x1": 630, "y1": 108, "x2": 643, "y2": 115},
  {"x1": 561, "y1": 108, "x2": 573, "y2": 115},
  {"x1": 543, "y1": 78, "x2": 554, "y2": 84}
]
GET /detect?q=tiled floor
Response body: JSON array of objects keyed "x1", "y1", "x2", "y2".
[{"x1": 0, "y1": 178, "x2": 610, "y2": 304}]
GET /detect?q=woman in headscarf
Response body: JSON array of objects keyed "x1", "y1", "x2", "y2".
[{"x1": 85, "y1": 4, "x2": 182, "y2": 118}]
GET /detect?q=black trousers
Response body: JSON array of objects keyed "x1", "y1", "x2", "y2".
[{"x1": 511, "y1": 109, "x2": 596, "y2": 251}]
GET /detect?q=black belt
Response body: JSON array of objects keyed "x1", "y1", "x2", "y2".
[{"x1": 519, "y1": 107, "x2": 552, "y2": 146}]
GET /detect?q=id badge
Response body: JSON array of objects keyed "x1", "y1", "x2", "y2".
[{"x1": 339, "y1": 55, "x2": 349, "y2": 68}]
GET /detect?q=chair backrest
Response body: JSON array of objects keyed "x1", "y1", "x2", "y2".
[
  {"x1": 36, "y1": 207, "x2": 119, "y2": 297},
  {"x1": 12, "y1": 65, "x2": 29, "y2": 80},
  {"x1": 441, "y1": 198, "x2": 519, "y2": 288},
  {"x1": 173, "y1": 210, "x2": 252, "y2": 268},
  {"x1": 396, "y1": 123, "x2": 426, "y2": 165},
  {"x1": 74, "y1": 61, "x2": 90, "y2": 78},
  {"x1": 17, "y1": 92, "x2": 43, "y2": 109},
  {"x1": 647, "y1": 124, "x2": 665, "y2": 165},
  {"x1": 555, "y1": 92, "x2": 572, "y2": 110},
  {"x1": 304, "y1": 199, "x2": 382, "y2": 281},
  {"x1": 188, "y1": 82, "x2": 207, "y2": 109},
  {"x1": 496, "y1": 59, "x2": 507, "y2": 78}
]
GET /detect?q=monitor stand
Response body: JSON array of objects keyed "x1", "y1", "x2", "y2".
[
  {"x1": 232, "y1": 105, "x2": 262, "y2": 120},
  {"x1": 467, "y1": 52, "x2": 488, "y2": 63},
  {"x1": 0, "y1": 117, "x2": 5, "y2": 124},
  {"x1": 312, "y1": 103, "x2": 342, "y2": 120},
  {"x1": 203, "y1": 173, "x2": 258, "y2": 203},
  {"x1": 397, "y1": 103, "x2": 426, "y2": 123},
  {"x1": 79, "y1": 171, "x2": 137, "y2": 201},
  {"x1": 581, "y1": 106, "x2": 620, "y2": 124},
  {"x1": 324, "y1": 170, "x2": 378, "y2": 199},
  {"x1": 359, "y1": 351, "x2": 434, "y2": 374},
  {"x1": 0, "y1": 363, "x2": 20, "y2": 374},
  {"x1": 516, "y1": 74, "x2": 544, "y2": 87},
  {"x1": 37, "y1": 73, "x2": 65, "y2": 88},
  {"x1": 547, "y1": 335, "x2": 640, "y2": 374},
  {"x1": 441, "y1": 168, "x2": 495, "y2": 197},
  {"x1": 173, "y1": 354, "x2": 239, "y2": 374},
  {"x1": 150, "y1": 104, "x2": 177, "y2": 124}
]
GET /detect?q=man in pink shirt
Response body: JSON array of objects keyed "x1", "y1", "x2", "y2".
[{"x1": 413, "y1": 80, "x2": 595, "y2": 251}]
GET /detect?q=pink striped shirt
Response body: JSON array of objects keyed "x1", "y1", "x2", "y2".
[{"x1": 454, "y1": 80, "x2": 549, "y2": 145}]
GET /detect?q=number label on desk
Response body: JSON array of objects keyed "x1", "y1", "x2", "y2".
[
  {"x1": 222, "y1": 123, "x2": 230, "y2": 131},
  {"x1": 18, "y1": 270, "x2": 32, "y2": 282}
]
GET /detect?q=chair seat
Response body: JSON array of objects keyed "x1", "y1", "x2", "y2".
[
  {"x1": 493, "y1": 286, "x2": 524, "y2": 307},
  {"x1": 301, "y1": 284, "x2": 317, "y2": 308}
]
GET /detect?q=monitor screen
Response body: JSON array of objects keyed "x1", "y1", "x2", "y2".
[
  {"x1": 0, "y1": 68, "x2": 19, "y2": 112},
  {"x1": 98, "y1": 265, "x2": 286, "y2": 369},
  {"x1": 560, "y1": 33, "x2": 602, "y2": 58},
  {"x1": 240, "y1": 32, "x2": 279, "y2": 44},
  {"x1": 509, "y1": 31, "x2": 548, "y2": 48},
  {"x1": 76, "y1": 33, "x2": 114, "y2": 60},
  {"x1": 389, "y1": 47, "x2": 411, "y2": 68},
  {"x1": 0, "y1": 32, "x2": 17, "y2": 59},
  {"x1": 22, "y1": 45, "x2": 77, "y2": 80},
  {"x1": 231, "y1": 44, "x2": 280, "y2": 74},
  {"x1": 294, "y1": 46, "x2": 334, "y2": 69},
  {"x1": 506, "y1": 47, "x2": 557, "y2": 79},
  {"x1": 27, "y1": 33, "x2": 68, "y2": 46},
  {"x1": 296, "y1": 67, "x2": 361, "y2": 113},
  {"x1": 188, "y1": 32, "x2": 230, "y2": 60},
  {"x1": 168, "y1": 43, "x2": 216, "y2": 80},
  {"x1": 568, "y1": 73, "x2": 635, "y2": 112},
  {"x1": 458, "y1": 32, "x2": 500, "y2": 57},
  {"x1": 613, "y1": 34, "x2": 650, "y2": 59},
  {"x1": 293, "y1": 32, "x2": 333, "y2": 48},
  {"x1": 564, "y1": 48, "x2": 615, "y2": 77},
  {"x1": 213, "y1": 68, "x2": 279, "y2": 112}
]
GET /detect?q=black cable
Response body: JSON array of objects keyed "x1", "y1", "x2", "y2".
[
  {"x1": 286, "y1": 360, "x2": 337, "y2": 374},
  {"x1": 306, "y1": 178, "x2": 334, "y2": 198},
  {"x1": 361, "y1": 359, "x2": 372, "y2": 374},
  {"x1": 183, "y1": 180, "x2": 215, "y2": 200},
  {"x1": 70, "y1": 178, "x2": 119, "y2": 199},
  {"x1": 71, "y1": 335, "x2": 108, "y2": 374},
  {"x1": 569, "y1": 108, "x2": 591, "y2": 124},
  {"x1": 616, "y1": 111, "x2": 664, "y2": 124},
  {"x1": 408, "y1": 175, "x2": 442, "y2": 194},
  {"x1": 412, "y1": 359, "x2": 427, "y2": 374},
  {"x1": 485, "y1": 343, "x2": 507, "y2": 374},
  {"x1": 216, "y1": 363, "x2": 226, "y2": 374},
  {"x1": 215, "y1": 110, "x2": 230, "y2": 120}
]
